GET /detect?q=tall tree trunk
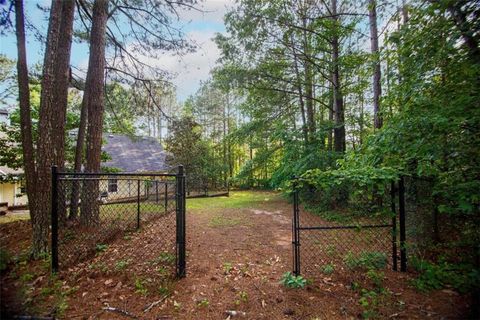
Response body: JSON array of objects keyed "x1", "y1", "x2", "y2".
[
  {"x1": 81, "y1": 0, "x2": 109, "y2": 226},
  {"x1": 302, "y1": 14, "x2": 315, "y2": 144},
  {"x1": 331, "y1": 0, "x2": 345, "y2": 153},
  {"x1": 52, "y1": 0, "x2": 76, "y2": 222},
  {"x1": 369, "y1": 0, "x2": 382, "y2": 130},
  {"x1": 291, "y1": 35, "x2": 309, "y2": 146},
  {"x1": 34, "y1": 0, "x2": 64, "y2": 256},
  {"x1": 327, "y1": 80, "x2": 333, "y2": 151},
  {"x1": 14, "y1": 0, "x2": 38, "y2": 254}
]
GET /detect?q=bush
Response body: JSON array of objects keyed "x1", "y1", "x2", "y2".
[{"x1": 410, "y1": 257, "x2": 480, "y2": 293}]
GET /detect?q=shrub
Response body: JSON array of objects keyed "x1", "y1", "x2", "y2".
[{"x1": 410, "y1": 257, "x2": 480, "y2": 293}]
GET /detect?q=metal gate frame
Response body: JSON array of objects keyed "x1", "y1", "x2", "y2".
[
  {"x1": 51, "y1": 165, "x2": 186, "y2": 278},
  {"x1": 292, "y1": 177, "x2": 407, "y2": 276}
]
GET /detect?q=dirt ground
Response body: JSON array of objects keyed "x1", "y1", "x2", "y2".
[{"x1": 0, "y1": 191, "x2": 472, "y2": 319}]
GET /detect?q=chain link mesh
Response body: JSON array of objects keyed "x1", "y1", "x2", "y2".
[
  {"x1": 294, "y1": 183, "x2": 396, "y2": 280},
  {"x1": 55, "y1": 174, "x2": 178, "y2": 278}
]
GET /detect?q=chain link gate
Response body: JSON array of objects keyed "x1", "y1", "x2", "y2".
[
  {"x1": 50, "y1": 165, "x2": 186, "y2": 279},
  {"x1": 292, "y1": 178, "x2": 407, "y2": 279}
]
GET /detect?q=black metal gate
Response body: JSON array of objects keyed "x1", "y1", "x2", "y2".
[
  {"x1": 51, "y1": 165, "x2": 186, "y2": 278},
  {"x1": 292, "y1": 178, "x2": 407, "y2": 278}
]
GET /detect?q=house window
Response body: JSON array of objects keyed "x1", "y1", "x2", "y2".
[{"x1": 108, "y1": 179, "x2": 118, "y2": 193}]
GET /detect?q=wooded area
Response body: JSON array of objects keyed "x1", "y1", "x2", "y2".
[{"x1": 0, "y1": 0, "x2": 479, "y2": 318}]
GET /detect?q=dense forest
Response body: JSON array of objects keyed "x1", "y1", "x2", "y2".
[{"x1": 0, "y1": 0, "x2": 479, "y2": 316}]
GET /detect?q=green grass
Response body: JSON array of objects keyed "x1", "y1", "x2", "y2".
[
  {"x1": 0, "y1": 191, "x2": 278, "y2": 225},
  {"x1": 0, "y1": 212, "x2": 31, "y2": 224},
  {"x1": 187, "y1": 191, "x2": 279, "y2": 210}
]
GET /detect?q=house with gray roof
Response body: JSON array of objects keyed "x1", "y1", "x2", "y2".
[{"x1": 102, "y1": 134, "x2": 172, "y2": 172}]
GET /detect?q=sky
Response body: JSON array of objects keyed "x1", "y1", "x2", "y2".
[{"x1": 0, "y1": 0, "x2": 235, "y2": 103}]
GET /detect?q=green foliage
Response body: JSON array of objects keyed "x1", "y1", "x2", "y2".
[
  {"x1": 95, "y1": 244, "x2": 108, "y2": 253},
  {"x1": 155, "y1": 252, "x2": 175, "y2": 264},
  {"x1": 344, "y1": 251, "x2": 387, "y2": 270},
  {"x1": 134, "y1": 278, "x2": 148, "y2": 295},
  {"x1": 358, "y1": 289, "x2": 380, "y2": 319},
  {"x1": 366, "y1": 269, "x2": 385, "y2": 289},
  {"x1": 158, "y1": 286, "x2": 170, "y2": 296},
  {"x1": 235, "y1": 290, "x2": 248, "y2": 305},
  {"x1": 114, "y1": 259, "x2": 129, "y2": 271},
  {"x1": 223, "y1": 262, "x2": 233, "y2": 274},
  {"x1": 197, "y1": 298, "x2": 210, "y2": 308},
  {"x1": 321, "y1": 264, "x2": 335, "y2": 275},
  {"x1": 410, "y1": 257, "x2": 480, "y2": 294},
  {"x1": 166, "y1": 115, "x2": 225, "y2": 192},
  {"x1": 280, "y1": 271, "x2": 307, "y2": 289}
]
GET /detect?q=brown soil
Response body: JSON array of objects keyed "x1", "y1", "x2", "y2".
[{"x1": 0, "y1": 191, "x2": 472, "y2": 319}]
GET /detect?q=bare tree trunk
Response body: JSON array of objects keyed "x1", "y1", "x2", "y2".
[
  {"x1": 52, "y1": 0, "x2": 75, "y2": 223},
  {"x1": 369, "y1": 0, "x2": 382, "y2": 130},
  {"x1": 331, "y1": 0, "x2": 345, "y2": 153},
  {"x1": 302, "y1": 14, "x2": 315, "y2": 144},
  {"x1": 291, "y1": 35, "x2": 309, "y2": 146},
  {"x1": 14, "y1": 0, "x2": 39, "y2": 254},
  {"x1": 401, "y1": 0, "x2": 409, "y2": 24},
  {"x1": 34, "y1": 0, "x2": 63, "y2": 256},
  {"x1": 81, "y1": 0, "x2": 109, "y2": 226},
  {"x1": 327, "y1": 80, "x2": 333, "y2": 151}
]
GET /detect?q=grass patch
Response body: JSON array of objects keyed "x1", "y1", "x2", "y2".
[
  {"x1": 0, "y1": 212, "x2": 31, "y2": 224},
  {"x1": 187, "y1": 191, "x2": 279, "y2": 210}
]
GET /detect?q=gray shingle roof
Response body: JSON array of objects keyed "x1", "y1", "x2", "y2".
[{"x1": 102, "y1": 134, "x2": 171, "y2": 172}]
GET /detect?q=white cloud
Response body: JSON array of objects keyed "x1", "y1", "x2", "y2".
[
  {"x1": 171, "y1": 30, "x2": 221, "y2": 101},
  {"x1": 178, "y1": 0, "x2": 235, "y2": 24},
  {"x1": 163, "y1": 1, "x2": 236, "y2": 101}
]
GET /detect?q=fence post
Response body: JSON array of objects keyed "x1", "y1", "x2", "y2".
[
  {"x1": 51, "y1": 165, "x2": 59, "y2": 274},
  {"x1": 156, "y1": 180, "x2": 159, "y2": 203},
  {"x1": 399, "y1": 176, "x2": 407, "y2": 272},
  {"x1": 391, "y1": 180, "x2": 398, "y2": 271},
  {"x1": 137, "y1": 179, "x2": 141, "y2": 229},
  {"x1": 292, "y1": 178, "x2": 301, "y2": 276},
  {"x1": 164, "y1": 182, "x2": 168, "y2": 213},
  {"x1": 176, "y1": 165, "x2": 186, "y2": 278}
]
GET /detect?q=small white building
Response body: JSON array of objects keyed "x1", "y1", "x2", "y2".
[{"x1": 0, "y1": 166, "x2": 28, "y2": 208}]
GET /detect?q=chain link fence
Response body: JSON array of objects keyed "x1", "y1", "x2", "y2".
[
  {"x1": 292, "y1": 180, "x2": 403, "y2": 281},
  {"x1": 51, "y1": 167, "x2": 186, "y2": 279}
]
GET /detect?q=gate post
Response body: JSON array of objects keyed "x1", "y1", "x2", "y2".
[
  {"x1": 292, "y1": 178, "x2": 301, "y2": 276},
  {"x1": 176, "y1": 165, "x2": 186, "y2": 278},
  {"x1": 51, "y1": 165, "x2": 59, "y2": 274},
  {"x1": 391, "y1": 181, "x2": 398, "y2": 271},
  {"x1": 137, "y1": 179, "x2": 141, "y2": 229},
  {"x1": 399, "y1": 176, "x2": 407, "y2": 272},
  {"x1": 164, "y1": 182, "x2": 168, "y2": 213}
]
